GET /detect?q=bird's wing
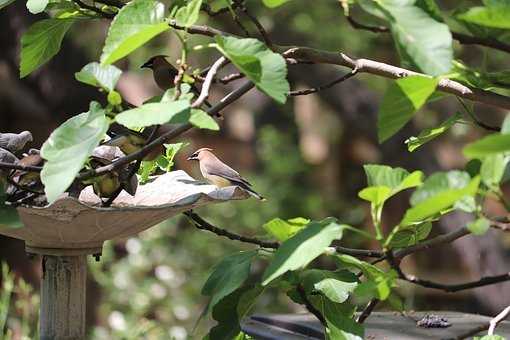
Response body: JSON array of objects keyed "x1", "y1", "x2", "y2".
[{"x1": 204, "y1": 160, "x2": 252, "y2": 187}]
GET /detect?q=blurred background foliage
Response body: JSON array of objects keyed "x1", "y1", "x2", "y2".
[{"x1": 1, "y1": 0, "x2": 510, "y2": 339}]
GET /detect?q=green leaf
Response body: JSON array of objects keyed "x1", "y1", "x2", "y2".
[
  {"x1": 189, "y1": 109, "x2": 219, "y2": 130},
  {"x1": 41, "y1": 102, "x2": 109, "y2": 203},
  {"x1": 379, "y1": 1, "x2": 453, "y2": 75},
  {"x1": 262, "y1": 217, "x2": 310, "y2": 241},
  {"x1": 202, "y1": 251, "x2": 257, "y2": 313},
  {"x1": 262, "y1": 218, "x2": 346, "y2": 285},
  {"x1": 415, "y1": 0, "x2": 443, "y2": 22},
  {"x1": 467, "y1": 217, "x2": 490, "y2": 235},
  {"x1": 360, "y1": 165, "x2": 423, "y2": 205},
  {"x1": 107, "y1": 90, "x2": 122, "y2": 106},
  {"x1": 458, "y1": 6, "x2": 510, "y2": 29},
  {"x1": 454, "y1": 196, "x2": 477, "y2": 213},
  {"x1": 262, "y1": 0, "x2": 290, "y2": 7},
  {"x1": 174, "y1": 0, "x2": 202, "y2": 27},
  {"x1": 26, "y1": 0, "x2": 48, "y2": 13},
  {"x1": 358, "y1": 186, "x2": 392, "y2": 206},
  {"x1": 481, "y1": 154, "x2": 509, "y2": 189},
  {"x1": 388, "y1": 222, "x2": 432, "y2": 248},
  {"x1": 75, "y1": 62, "x2": 122, "y2": 92},
  {"x1": 215, "y1": 35, "x2": 289, "y2": 104},
  {"x1": 474, "y1": 335, "x2": 506, "y2": 340},
  {"x1": 410, "y1": 171, "x2": 471, "y2": 205},
  {"x1": 100, "y1": 0, "x2": 169, "y2": 65},
  {"x1": 301, "y1": 269, "x2": 358, "y2": 304},
  {"x1": 320, "y1": 299, "x2": 364, "y2": 340},
  {"x1": 405, "y1": 112, "x2": 461, "y2": 152},
  {"x1": 207, "y1": 285, "x2": 263, "y2": 340},
  {"x1": 20, "y1": 19, "x2": 74, "y2": 78},
  {"x1": 402, "y1": 176, "x2": 480, "y2": 225},
  {"x1": 138, "y1": 159, "x2": 158, "y2": 183},
  {"x1": 157, "y1": 142, "x2": 186, "y2": 171},
  {"x1": 115, "y1": 100, "x2": 191, "y2": 129},
  {"x1": 464, "y1": 134, "x2": 510, "y2": 159},
  {"x1": 0, "y1": 0, "x2": 16, "y2": 10},
  {"x1": 378, "y1": 76, "x2": 439, "y2": 142},
  {"x1": 501, "y1": 114, "x2": 510, "y2": 134}
]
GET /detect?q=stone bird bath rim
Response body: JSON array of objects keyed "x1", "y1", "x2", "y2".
[{"x1": 0, "y1": 170, "x2": 250, "y2": 255}]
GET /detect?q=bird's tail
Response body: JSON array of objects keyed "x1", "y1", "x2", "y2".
[{"x1": 245, "y1": 187, "x2": 266, "y2": 201}]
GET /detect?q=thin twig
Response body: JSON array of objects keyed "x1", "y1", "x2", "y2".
[
  {"x1": 192, "y1": 57, "x2": 226, "y2": 108},
  {"x1": 357, "y1": 299, "x2": 379, "y2": 323},
  {"x1": 288, "y1": 68, "x2": 358, "y2": 96},
  {"x1": 239, "y1": 3, "x2": 273, "y2": 48},
  {"x1": 297, "y1": 284, "x2": 326, "y2": 326},
  {"x1": 489, "y1": 305, "x2": 510, "y2": 335},
  {"x1": 72, "y1": 0, "x2": 114, "y2": 18},
  {"x1": 184, "y1": 211, "x2": 279, "y2": 248},
  {"x1": 456, "y1": 97, "x2": 500, "y2": 132},
  {"x1": 0, "y1": 162, "x2": 42, "y2": 172}
]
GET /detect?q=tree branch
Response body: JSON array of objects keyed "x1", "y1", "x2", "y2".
[
  {"x1": 297, "y1": 284, "x2": 326, "y2": 326},
  {"x1": 192, "y1": 57, "x2": 226, "y2": 108},
  {"x1": 72, "y1": 0, "x2": 114, "y2": 18},
  {"x1": 288, "y1": 68, "x2": 358, "y2": 96},
  {"x1": 489, "y1": 305, "x2": 510, "y2": 335},
  {"x1": 77, "y1": 81, "x2": 255, "y2": 181},
  {"x1": 0, "y1": 162, "x2": 42, "y2": 172},
  {"x1": 168, "y1": 22, "x2": 510, "y2": 110},
  {"x1": 357, "y1": 299, "x2": 379, "y2": 323}
]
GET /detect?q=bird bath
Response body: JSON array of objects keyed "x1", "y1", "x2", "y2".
[{"x1": 0, "y1": 170, "x2": 249, "y2": 339}]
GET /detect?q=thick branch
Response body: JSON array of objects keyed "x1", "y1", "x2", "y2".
[
  {"x1": 0, "y1": 162, "x2": 42, "y2": 172},
  {"x1": 282, "y1": 47, "x2": 510, "y2": 110}
]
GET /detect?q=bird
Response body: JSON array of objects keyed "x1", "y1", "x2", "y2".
[
  {"x1": 0, "y1": 131, "x2": 33, "y2": 154},
  {"x1": 187, "y1": 148, "x2": 265, "y2": 200},
  {"x1": 141, "y1": 55, "x2": 211, "y2": 107},
  {"x1": 0, "y1": 148, "x2": 19, "y2": 164}
]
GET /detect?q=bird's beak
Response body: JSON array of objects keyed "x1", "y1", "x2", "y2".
[{"x1": 140, "y1": 61, "x2": 152, "y2": 69}]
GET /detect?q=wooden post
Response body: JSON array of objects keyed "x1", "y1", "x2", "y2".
[{"x1": 40, "y1": 255, "x2": 87, "y2": 340}]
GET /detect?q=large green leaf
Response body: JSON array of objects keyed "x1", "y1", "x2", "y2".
[
  {"x1": 405, "y1": 112, "x2": 461, "y2": 152},
  {"x1": 359, "y1": 165, "x2": 423, "y2": 205},
  {"x1": 262, "y1": 217, "x2": 310, "y2": 241},
  {"x1": 189, "y1": 109, "x2": 220, "y2": 131},
  {"x1": 382, "y1": 1, "x2": 452, "y2": 75},
  {"x1": 481, "y1": 154, "x2": 509, "y2": 189},
  {"x1": 100, "y1": 0, "x2": 169, "y2": 65},
  {"x1": 26, "y1": 0, "x2": 48, "y2": 13},
  {"x1": 387, "y1": 222, "x2": 432, "y2": 248},
  {"x1": 464, "y1": 133, "x2": 510, "y2": 158},
  {"x1": 115, "y1": 100, "x2": 191, "y2": 128},
  {"x1": 410, "y1": 171, "x2": 471, "y2": 205},
  {"x1": 335, "y1": 255, "x2": 396, "y2": 301},
  {"x1": 207, "y1": 285, "x2": 263, "y2": 340},
  {"x1": 458, "y1": 6, "x2": 510, "y2": 29},
  {"x1": 402, "y1": 176, "x2": 480, "y2": 225},
  {"x1": 202, "y1": 251, "x2": 257, "y2": 313},
  {"x1": 174, "y1": 0, "x2": 202, "y2": 27},
  {"x1": 215, "y1": 35, "x2": 289, "y2": 104},
  {"x1": 262, "y1": 218, "x2": 345, "y2": 285},
  {"x1": 378, "y1": 76, "x2": 439, "y2": 142},
  {"x1": 41, "y1": 102, "x2": 109, "y2": 203},
  {"x1": 20, "y1": 19, "x2": 74, "y2": 78},
  {"x1": 75, "y1": 62, "x2": 122, "y2": 92},
  {"x1": 320, "y1": 299, "x2": 364, "y2": 340},
  {"x1": 301, "y1": 269, "x2": 358, "y2": 304}
]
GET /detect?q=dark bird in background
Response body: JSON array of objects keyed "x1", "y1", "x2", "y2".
[
  {"x1": 187, "y1": 148, "x2": 265, "y2": 200},
  {"x1": 141, "y1": 55, "x2": 211, "y2": 107}
]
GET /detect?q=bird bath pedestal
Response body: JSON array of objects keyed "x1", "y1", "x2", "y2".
[{"x1": 0, "y1": 171, "x2": 249, "y2": 339}]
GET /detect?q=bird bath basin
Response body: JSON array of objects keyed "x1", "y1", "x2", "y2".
[
  {"x1": 0, "y1": 170, "x2": 249, "y2": 255},
  {"x1": 0, "y1": 170, "x2": 249, "y2": 340}
]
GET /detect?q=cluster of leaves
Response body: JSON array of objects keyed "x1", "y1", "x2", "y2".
[{"x1": 1, "y1": 0, "x2": 510, "y2": 338}]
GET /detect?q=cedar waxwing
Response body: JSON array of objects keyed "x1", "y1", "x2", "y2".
[
  {"x1": 187, "y1": 148, "x2": 265, "y2": 200},
  {"x1": 103, "y1": 126, "x2": 170, "y2": 161},
  {"x1": 0, "y1": 148, "x2": 19, "y2": 164},
  {"x1": 141, "y1": 56, "x2": 211, "y2": 107},
  {"x1": 0, "y1": 131, "x2": 33, "y2": 154},
  {"x1": 11, "y1": 153, "x2": 44, "y2": 190}
]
